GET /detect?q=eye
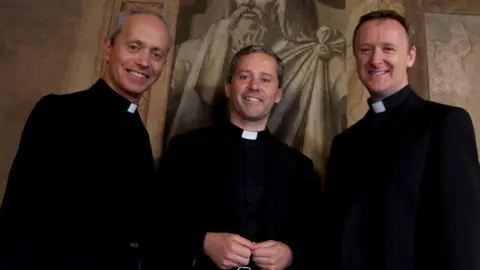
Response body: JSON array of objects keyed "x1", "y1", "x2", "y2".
[
  {"x1": 261, "y1": 77, "x2": 271, "y2": 83},
  {"x1": 384, "y1": 47, "x2": 395, "y2": 52},
  {"x1": 357, "y1": 47, "x2": 372, "y2": 54},
  {"x1": 151, "y1": 51, "x2": 165, "y2": 61},
  {"x1": 239, "y1": 74, "x2": 249, "y2": 80},
  {"x1": 127, "y1": 44, "x2": 139, "y2": 52}
]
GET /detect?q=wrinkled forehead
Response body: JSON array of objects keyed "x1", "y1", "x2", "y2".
[
  {"x1": 120, "y1": 14, "x2": 169, "y2": 48},
  {"x1": 235, "y1": 0, "x2": 277, "y2": 10}
]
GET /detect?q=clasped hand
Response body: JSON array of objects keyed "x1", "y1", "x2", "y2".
[{"x1": 203, "y1": 232, "x2": 292, "y2": 270}]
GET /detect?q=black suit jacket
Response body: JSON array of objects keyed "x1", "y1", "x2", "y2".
[
  {"x1": 0, "y1": 79, "x2": 156, "y2": 270},
  {"x1": 324, "y1": 86, "x2": 480, "y2": 270},
  {"x1": 155, "y1": 121, "x2": 323, "y2": 270}
]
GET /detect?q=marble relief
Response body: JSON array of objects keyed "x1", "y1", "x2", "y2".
[{"x1": 425, "y1": 12, "x2": 480, "y2": 158}]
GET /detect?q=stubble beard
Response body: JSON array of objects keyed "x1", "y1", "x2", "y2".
[{"x1": 240, "y1": 104, "x2": 270, "y2": 123}]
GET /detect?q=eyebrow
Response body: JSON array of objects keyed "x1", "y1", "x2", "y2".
[
  {"x1": 261, "y1": 72, "x2": 273, "y2": 77},
  {"x1": 358, "y1": 42, "x2": 398, "y2": 47},
  {"x1": 127, "y1": 39, "x2": 165, "y2": 52},
  {"x1": 237, "y1": 69, "x2": 274, "y2": 77},
  {"x1": 378, "y1": 42, "x2": 398, "y2": 47}
]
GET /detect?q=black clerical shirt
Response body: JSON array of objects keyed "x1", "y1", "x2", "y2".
[
  {"x1": 340, "y1": 85, "x2": 414, "y2": 268},
  {"x1": 159, "y1": 118, "x2": 323, "y2": 270},
  {"x1": 224, "y1": 122, "x2": 269, "y2": 242}
]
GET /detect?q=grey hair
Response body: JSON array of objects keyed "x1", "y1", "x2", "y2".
[
  {"x1": 227, "y1": 45, "x2": 284, "y2": 88},
  {"x1": 108, "y1": 7, "x2": 173, "y2": 55}
]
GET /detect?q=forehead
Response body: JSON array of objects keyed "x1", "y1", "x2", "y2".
[
  {"x1": 118, "y1": 13, "x2": 169, "y2": 49},
  {"x1": 235, "y1": 52, "x2": 277, "y2": 76},
  {"x1": 355, "y1": 18, "x2": 408, "y2": 45}
]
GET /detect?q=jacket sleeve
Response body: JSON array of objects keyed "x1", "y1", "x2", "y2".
[
  {"x1": 425, "y1": 107, "x2": 480, "y2": 270},
  {"x1": 0, "y1": 95, "x2": 59, "y2": 266}
]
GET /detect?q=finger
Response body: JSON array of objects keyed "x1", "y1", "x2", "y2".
[
  {"x1": 233, "y1": 235, "x2": 256, "y2": 249},
  {"x1": 233, "y1": 244, "x2": 253, "y2": 259},
  {"x1": 251, "y1": 246, "x2": 277, "y2": 257},
  {"x1": 254, "y1": 240, "x2": 277, "y2": 248},
  {"x1": 222, "y1": 259, "x2": 242, "y2": 269},
  {"x1": 228, "y1": 253, "x2": 250, "y2": 266},
  {"x1": 252, "y1": 255, "x2": 275, "y2": 266}
]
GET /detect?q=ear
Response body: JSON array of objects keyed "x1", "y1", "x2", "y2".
[
  {"x1": 102, "y1": 39, "x2": 113, "y2": 61},
  {"x1": 275, "y1": 87, "x2": 283, "y2": 104},
  {"x1": 407, "y1": 45, "x2": 416, "y2": 68},
  {"x1": 224, "y1": 82, "x2": 231, "y2": 98}
]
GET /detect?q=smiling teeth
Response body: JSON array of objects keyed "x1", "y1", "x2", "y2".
[
  {"x1": 245, "y1": 97, "x2": 261, "y2": 102},
  {"x1": 130, "y1": 71, "x2": 146, "y2": 78},
  {"x1": 369, "y1": 71, "x2": 387, "y2": 75}
]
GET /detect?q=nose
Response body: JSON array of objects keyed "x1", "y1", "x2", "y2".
[
  {"x1": 370, "y1": 48, "x2": 383, "y2": 65},
  {"x1": 135, "y1": 49, "x2": 150, "y2": 68},
  {"x1": 248, "y1": 78, "x2": 260, "y2": 91}
]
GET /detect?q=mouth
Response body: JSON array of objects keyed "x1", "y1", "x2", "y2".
[
  {"x1": 126, "y1": 69, "x2": 150, "y2": 79},
  {"x1": 368, "y1": 70, "x2": 389, "y2": 76},
  {"x1": 243, "y1": 96, "x2": 263, "y2": 103}
]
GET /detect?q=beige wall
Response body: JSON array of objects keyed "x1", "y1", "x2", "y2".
[{"x1": 0, "y1": 0, "x2": 84, "y2": 202}]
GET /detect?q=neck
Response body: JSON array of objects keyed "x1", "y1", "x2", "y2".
[
  {"x1": 370, "y1": 82, "x2": 409, "y2": 102},
  {"x1": 229, "y1": 117, "x2": 267, "y2": 132},
  {"x1": 102, "y1": 76, "x2": 140, "y2": 104}
]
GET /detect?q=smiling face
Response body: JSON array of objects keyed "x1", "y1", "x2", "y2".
[
  {"x1": 102, "y1": 13, "x2": 169, "y2": 102},
  {"x1": 225, "y1": 52, "x2": 282, "y2": 131},
  {"x1": 354, "y1": 18, "x2": 416, "y2": 100}
]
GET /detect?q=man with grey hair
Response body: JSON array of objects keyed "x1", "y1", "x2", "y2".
[
  {"x1": 0, "y1": 7, "x2": 171, "y2": 270},
  {"x1": 156, "y1": 45, "x2": 323, "y2": 270}
]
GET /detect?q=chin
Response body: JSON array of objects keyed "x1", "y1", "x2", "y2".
[
  {"x1": 122, "y1": 82, "x2": 150, "y2": 95},
  {"x1": 368, "y1": 86, "x2": 385, "y2": 93},
  {"x1": 368, "y1": 87, "x2": 395, "y2": 100},
  {"x1": 243, "y1": 112, "x2": 267, "y2": 122},
  {"x1": 364, "y1": 81, "x2": 389, "y2": 93},
  {"x1": 244, "y1": 116, "x2": 264, "y2": 122}
]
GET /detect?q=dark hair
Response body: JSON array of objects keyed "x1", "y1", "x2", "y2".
[
  {"x1": 226, "y1": 45, "x2": 284, "y2": 88},
  {"x1": 353, "y1": 10, "x2": 413, "y2": 50}
]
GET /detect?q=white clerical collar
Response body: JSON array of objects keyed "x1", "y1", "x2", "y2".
[
  {"x1": 371, "y1": 100, "x2": 386, "y2": 114},
  {"x1": 127, "y1": 103, "x2": 138, "y2": 114},
  {"x1": 241, "y1": 130, "x2": 258, "y2": 140}
]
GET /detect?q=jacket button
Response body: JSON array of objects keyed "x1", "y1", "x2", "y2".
[{"x1": 130, "y1": 241, "x2": 139, "y2": 248}]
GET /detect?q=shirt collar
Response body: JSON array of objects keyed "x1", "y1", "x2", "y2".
[
  {"x1": 367, "y1": 85, "x2": 412, "y2": 114},
  {"x1": 223, "y1": 120, "x2": 271, "y2": 141},
  {"x1": 90, "y1": 78, "x2": 139, "y2": 114}
]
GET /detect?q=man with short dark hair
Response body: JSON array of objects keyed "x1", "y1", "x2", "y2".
[
  {"x1": 324, "y1": 9, "x2": 480, "y2": 270},
  {"x1": 156, "y1": 45, "x2": 322, "y2": 270},
  {"x1": 0, "y1": 7, "x2": 172, "y2": 270}
]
